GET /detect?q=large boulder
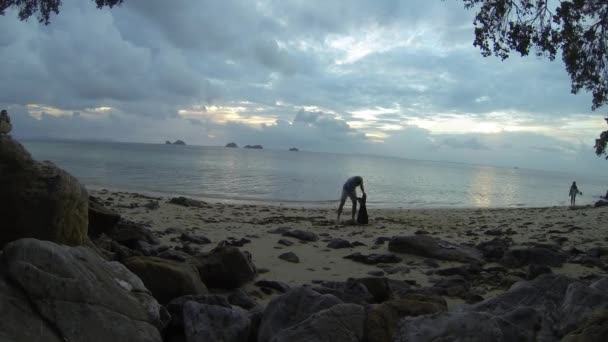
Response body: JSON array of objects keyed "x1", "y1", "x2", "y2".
[
  {"x1": 1, "y1": 238, "x2": 163, "y2": 342},
  {"x1": 501, "y1": 247, "x2": 567, "y2": 268},
  {"x1": 193, "y1": 245, "x2": 256, "y2": 289},
  {"x1": 107, "y1": 219, "x2": 160, "y2": 248},
  {"x1": 271, "y1": 303, "x2": 365, "y2": 342},
  {"x1": 393, "y1": 274, "x2": 608, "y2": 341},
  {"x1": 0, "y1": 109, "x2": 11, "y2": 134},
  {"x1": 366, "y1": 294, "x2": 447, "y2": 342},
  {"x1": 183, "y1": 301, "x2": 252, "y2": 342},
  {"x1": 123, "y1": 256, "x2": 207, "y2": 304},
  {"x1": 388, "y1": 235, "x2": 484, "y2": 264},
  {"x1": 88, "y1": 195, "x2": 120, "y2": 237},
  {"x1": 0, "y1": 135, "x2": 88, "y2": 246},
  {"x1": 258, "y1": 287, "x2": 343, "y2": 342}
]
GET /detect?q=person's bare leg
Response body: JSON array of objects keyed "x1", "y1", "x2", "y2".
[
  {"x1": 337, "y1": 198, "x2": 346, "y2": 221},
  {"x1": 351, "y1": 198, "x2": 357, "y2": 222}
]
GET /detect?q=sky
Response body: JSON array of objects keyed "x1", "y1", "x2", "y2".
[{"x1": 1, "y1": 0, "x2": 606, "y2": 175}]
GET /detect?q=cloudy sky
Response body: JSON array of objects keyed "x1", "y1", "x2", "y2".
[{"x1": 1, "y1": 0, "x2": 606, "y2": 175}]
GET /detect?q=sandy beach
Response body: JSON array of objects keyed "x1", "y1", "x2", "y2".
[{"x1": 91, "y1": 188, "x2": 608, "y2": 305}]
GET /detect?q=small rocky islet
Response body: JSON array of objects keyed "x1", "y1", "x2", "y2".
[{"x1": 1, "y1": 110, "x2": 608, "y2": 341}]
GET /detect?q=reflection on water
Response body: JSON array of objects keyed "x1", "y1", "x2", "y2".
[
  {"x1": 22, "y1": 140, "x2": 607, "y2": 208},
  {"x1": 470, "y1": 167, "x2": 495, "y2": 207}
]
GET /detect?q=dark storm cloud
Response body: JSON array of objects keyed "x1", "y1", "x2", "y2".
[{"x1": 1, "y1": 0, "x2": 605, "y2": 174}]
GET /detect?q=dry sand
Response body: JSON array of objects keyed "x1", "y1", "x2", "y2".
[{"x1": 91, "y1": 188, "x2": 608, "y2": 302}]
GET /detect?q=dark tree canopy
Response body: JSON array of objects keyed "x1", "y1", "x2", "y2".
[
  {"x1": 461, "y1": 0, "x2": 608, "y2": 157},
  {"x1": 0, "y1": 0, "x2": 123, "y2": 25}
]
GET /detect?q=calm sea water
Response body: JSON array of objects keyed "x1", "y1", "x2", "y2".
[{"x1": 22, "y1": 140, "x2": 607, "y2": 208}]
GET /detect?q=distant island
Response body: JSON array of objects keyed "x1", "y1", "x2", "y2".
[
  {"x1": 244, "y1": 145, "x2": 263, "y2": 149},
  {"x1": 225, "y1": 142, "x2": 238, "y2": 148},
  {"x1": 165, "y1": 140, "x2": 186, "y2": 145},
  {"x1": 289, "y1": 147, "x2": 299, "y2": 151}
]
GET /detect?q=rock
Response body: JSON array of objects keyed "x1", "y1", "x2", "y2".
[
  {"x1": 476, "y1": 237, "x2": 512, "y2": 261},
  {"x1": 501, "y1": 247, "x2": 566, "y2": 268},
  {"x1": 2, "y1": 238, "x2": 163, "y2": 341},
  {"x1": 278, "y1": 239, "x2": 294, "y2": 246},
  {"x1": 180, "y1": 233, "x2": 211, "y2": 245},
  {"x1": 368, "y1": 270, "x2": 385, "y2": 276},
  {"x1": 327, "y1": 238, "x2": 352, "y2": 249},
  {"x1": 279, "y1": 251, "x2": 300, "y2": 263},
  {"x1": 527, "y1": 264, "x2": 553, "y2": 280},
  {"x1": 0, "y1": 109, "x2": 11, "y2": 134},
  {"x1": 123, "y1": 256, "x2": 207, "y2": 304},
  {"x1": 169, "y1": 196, "x2": 207, "y2": 208},
  {"x1": 366, "y1": 295, "x2": 447, "y2": 342},
  {"x1": 256, "y1": 280, "x2": 291, "y2": 293},
  {"x1": 394, "y1": 274, "x2": 608, "y2": 341},
  {"x1": 313, "y1": 280, "x2": 374, "y2": 304},
  {"x1": 269, "y1": 227, "x2": 292, "y2": 234},
  {"x1": 289, "y1": 147, "x2": 299, "y2": 151},
  {"x1": 165, "y1": 293, "x2": 232, "y2": 338},
  {"x1": 244, "y1": 144, "x2": 263, "y2": 149},
  {"x1": 193, "y1": 245, "x2": 256, "y2": 289},
  {"x1": 271, "y1": 304, "x2": 365, "y2": 342},
  {"x1": 143, "y1": 201, "x2": 160, "y2": 210},
  {"x1": 225, "y1": 142, "x2": 238, "y2": 148},
  {"x1": 172, "y1": 140, "x2": 186, "y2": 145},
  {"x1": 283, "y1": 229, "x2": 319, "y2": 242},
  {"x1": 484, "y1": 228, "x2": 503, "y2": 236},
  {"x1": 374, "y1": 237, "x2": 392, "y2": 245},
  {"x1": 561, "y1": 309, "x2": 608, "y2": 342},
  {"x1": 389, "y1": 235, "x2": 484, "y2": 264},
  {"x1": 224, "y1": 237, "x2": 251, "y2": 247},
  {"x1": 88, "y1": 195, "x2": 120, "y2": 237},
  {"x1": 183, "y1": 301, "x2": 251, "y2": 342},
  {"x1": 343, "y1": 252, "x2": 402, "y2": 265},
  {"x1": 257, "y1": 287, "x2": 343, "y2": 342},
  {"x1": 228, "y1": 288, "x2": 259, "y2": 310},
  {"x1": 594, "y1": 200, "x2": 608, "y2": 208},
  {"x1": 0, "y1": 135, "x2": 89, "y2": 246},
  {"x1": 394, "y1": 307, "x2": 542, "y2": 342},
  {"x1": 351, "y1": 277, "x2": 392, "y2": 303},
  {"x1": 108, "y1": 219, "x2": 160, "y2": 248},
  {"x1": 157, "y1": 248, "x2": 190, "y2": 262}
]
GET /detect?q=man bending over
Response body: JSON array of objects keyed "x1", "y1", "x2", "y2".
[{"x1": 337, "y1": 176, "x2": 365, "y2": 222}]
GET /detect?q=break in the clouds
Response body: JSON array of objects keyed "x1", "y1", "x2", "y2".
[{"x1": 0, "y1": 0, "x2": 606, "y2": 175}]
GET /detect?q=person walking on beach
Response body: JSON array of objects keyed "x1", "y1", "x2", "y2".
[
  {"x1": 569, "y1": 181, "x2": 582, "y2": 208},
  {"x1": 337, "y1": 176, "x2": 365, "y2": 223}
]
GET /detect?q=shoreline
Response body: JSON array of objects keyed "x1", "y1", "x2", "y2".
[
  {"x1": 90, "y1": 187, "x2": 608, "y2": 306},
  {"x1": 85, "y1": 184, "x2": 594, "y2": 210}
]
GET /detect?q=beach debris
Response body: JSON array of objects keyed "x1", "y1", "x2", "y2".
[
  {"x1": 343, "y1": 252, "x2": 402, "y2": 265},
  {"x1": 326, "y1": 238, "x2": 352, "y2": 249},
  {"x1": 278, "y1": 252, "x2": 300, "y2": 263},
  {"x1": 389, "y1": 235, "x2": 484, "y2": 264}
]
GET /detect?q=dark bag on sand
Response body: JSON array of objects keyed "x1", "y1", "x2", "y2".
[{"x1": 357, "y1": 194, "x2": 369, "y2": 224}]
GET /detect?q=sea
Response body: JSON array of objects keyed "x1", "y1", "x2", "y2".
[{"x1": 22, "y1": 140, "x2": 607, "y2": 209}]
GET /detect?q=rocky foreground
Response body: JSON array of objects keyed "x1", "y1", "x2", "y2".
[{"x1": 2, "y1": 123, "x2": 608, "y2": 341}]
